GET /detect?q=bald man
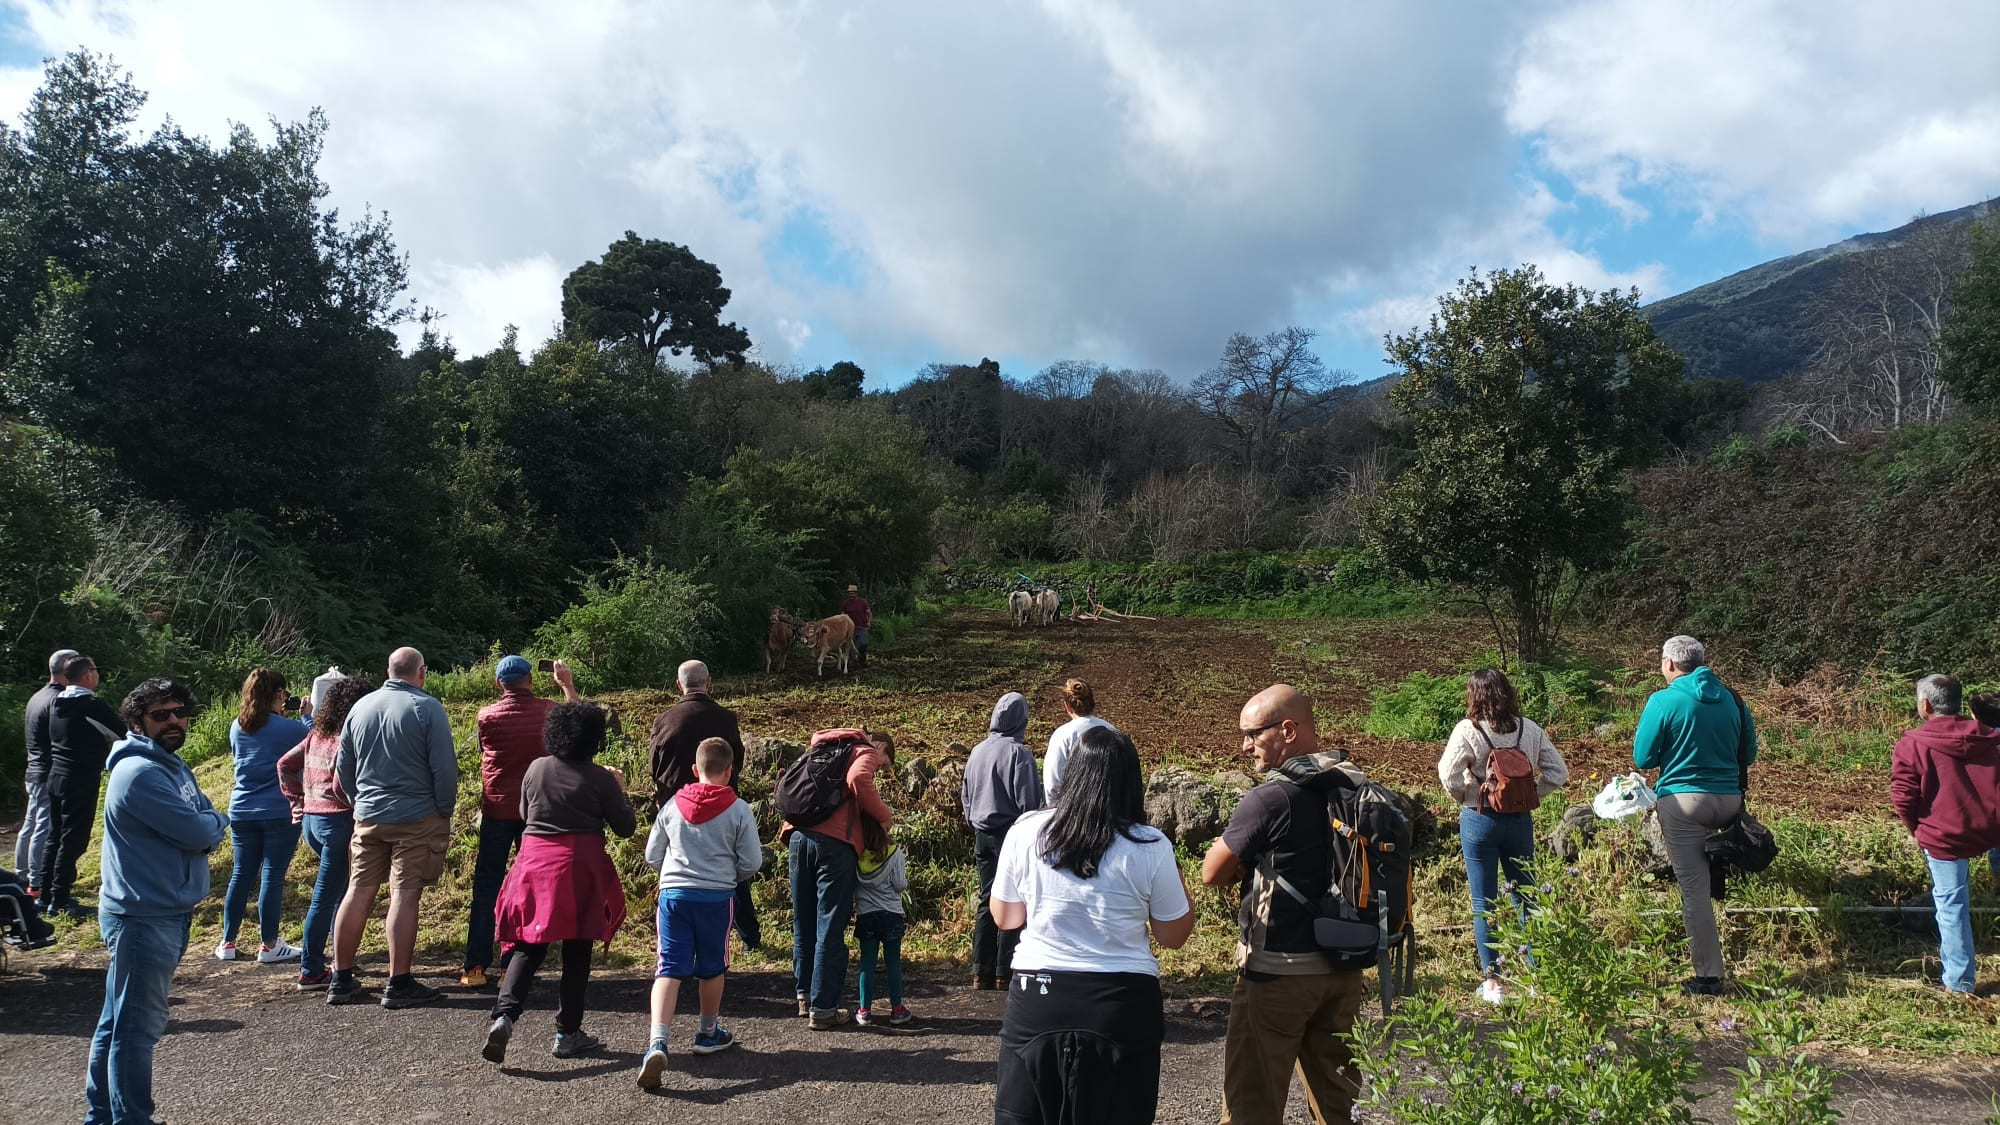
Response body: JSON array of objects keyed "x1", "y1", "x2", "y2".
[
  {"x1": 327, "y1": 647, "x2": 459, "y2": 1008},
  {"x1": 1201, "y1": 684, "x2": 1368, "y2": 1125},
  {"x1": 647, "y1": 658, "x2": 756, "y2": 948}
]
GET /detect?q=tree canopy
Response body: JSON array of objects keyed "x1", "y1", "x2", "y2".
[
  {"x1": 1366, "y1": 266, "x2": 1684, "y2": 663},
  {"x1": 560, "y1": 231, "x2": 752, "y2": 366}
]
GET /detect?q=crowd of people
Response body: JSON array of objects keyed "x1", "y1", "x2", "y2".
[{"x1": 6, "y1": 628, "x2": 2000, "y2": 1124}]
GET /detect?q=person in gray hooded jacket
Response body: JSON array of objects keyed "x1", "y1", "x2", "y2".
[{"x1": 961, "y1": 691, "x2": 1041, "y2": 989}]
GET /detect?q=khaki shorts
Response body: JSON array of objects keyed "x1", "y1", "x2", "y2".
[{"x1": 349, "y1": 813, "x2": 451, "y2": 893}]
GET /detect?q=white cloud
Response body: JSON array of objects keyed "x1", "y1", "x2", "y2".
[
  {"x1": 1509, "y1": 0, "x2": 2000, "y2": 241},
  {"x1": 1, "y1": 0, "x2": 1991, "y2": 378}
]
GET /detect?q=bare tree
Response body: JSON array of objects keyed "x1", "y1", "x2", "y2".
[
  {"x1": 1055, "y1": 467, "x2": 1125, "y2": 560},
  {"x1": 1191, "y1": 326, "x2": 1342, "y2": 474},
  {"x1": 1297, "y1": 444, "x2": 1391, "y2": 548},
  {"x1": 1776, "y1": 214, "x2": 1974, "y2": 439}
]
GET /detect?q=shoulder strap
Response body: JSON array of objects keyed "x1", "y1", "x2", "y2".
[
  {"x1": 1724, "y1": 686, "x2": 1753, "y2": 795},
  {"x1": 1270, "y1": 871, "x2": 1317, "y2": 912}
]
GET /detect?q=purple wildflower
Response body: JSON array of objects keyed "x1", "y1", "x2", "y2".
[
  {"x1": 1718, "y1": 1016, "x2": 1739, "y2": 1032},
  {"x1": 1350, "y1": 1107, "x2": 1363, "y2": 1123},
  {"x1": 1509, "y1": 1081, "x2": 1525, "y2": 1098},
  {"x1": 1565, "y1": 865, "x2": 1581, "y2": 877},
  {"x1": 1539, "y1": 883, "x2": 1554, "y2": 894}
]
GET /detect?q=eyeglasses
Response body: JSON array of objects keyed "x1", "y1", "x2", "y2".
[
  {"x1": 1240, "y1": 721, "x2": 1283, "y2": 739},
  {"x1": 146, "y1": 706, "x2": 191, "y2": 722}
]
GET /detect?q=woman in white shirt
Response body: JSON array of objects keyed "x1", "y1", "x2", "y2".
[
  {"x1": 993, "y1": 725, "x2": 1194, "y2": 1124},
  {"x1": 1041, "y1": 677, "x2": 1115, "y2": 804},
  {"x1": 1436, "y1": 668, "x2": 1569, "y2": 1005}
]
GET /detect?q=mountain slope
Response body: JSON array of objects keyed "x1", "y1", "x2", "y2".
[{"x1": 1643, "y1": 199, "x2": 1993, "y2": 383}]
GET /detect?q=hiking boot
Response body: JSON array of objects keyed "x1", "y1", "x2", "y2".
[
  {"x1": 796, "y1": 992, "x2": 809, "y2": 1017},
  {"x1": 459, "y1": 966, "x2": 488, "y2": 988},
  {"x1": 326, "y1": 971, "x2": 364, "y2": 1005},
  {"x1": 214, "y1": 940, "x2": 239, "y2": 961},
  {"x1": 1681, "y1": 976, "x2": 1724, "y2": 997},
  {"x1": 380, "y1": 976, "x2": 443, "y2": 1009},
  {"x1": 257, "y1": 939, "x2": 301, "y2": 964},
  {"x1": 552, "y1": 1030, "x2": 602, "y2": 1058},
  {"x1": 889, "y1": 1004, "x2": 913, "y2": 1025},
  {"x1": 974, "y1": 976, "x2": 996, "y2": 991},
  {"x1": 482, "y1": 1015, "x2": 513, "y2": 1064},
  {"x1": 808, "y1": 1007, "x2": 851, "y2": 1031},
  {"x1": 296, "y1": 969, "x2": 332, "y2": 992},
  {"x1": 637, "y1": 1041, "x2": 669, "y2": 1089},
  {"x1": 691, "y1": 1025, "x2": 736, "y2": 1054}
]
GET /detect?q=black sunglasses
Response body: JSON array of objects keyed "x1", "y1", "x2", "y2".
[
  {"x1": 1240, "y1": 720, "x2": 1284, "y2": 738},
  {"x1": 146, "y1": 706, "x2": 191, "y2": 722}
]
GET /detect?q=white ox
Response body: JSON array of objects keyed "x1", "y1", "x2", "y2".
[
  {"x1": 799, "y1": 613, "x2": 858, "y2": 676},
  {"x1": 1009, "y1": 590, "x2": 1032, "y2": 626},
  {"x1": 1034, "y1": 588, "x2": 1059, "y2": 625}
]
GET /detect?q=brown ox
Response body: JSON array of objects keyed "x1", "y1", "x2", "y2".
[
  {"x1": 765, "y1": 607, "x2": 800, "y2": 673},
  {"x1": 799, "y1": 613, "x2": 857, "y2": 677}
]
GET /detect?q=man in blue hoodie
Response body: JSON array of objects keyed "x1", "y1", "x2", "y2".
[
  {"x1": 1632, "y1": 634, "x2": 1756, "y2": 996},
  {"x1": 88, "y1": 677, "x2": 228, "y2": 1125}
]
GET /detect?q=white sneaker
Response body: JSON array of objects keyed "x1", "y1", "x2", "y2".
[
  {"x1": 215, "y1": 941, "x2": 239, "y2": 961},
  {"x1": 1478, "y1": 978, "x2": 1506, "y2": 1005},
  {"x1": 257, "y1": 940, "x2": 302, "y2": 964}
]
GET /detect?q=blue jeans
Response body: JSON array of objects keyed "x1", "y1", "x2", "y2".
[
  {"x1": 300, "y1": 813, "x2": 353, "y2": 975},
  {"x1": 222, "y1": 817, "x2": 301, "y2": 946},
  {"x1": 13, "y1": 779, "x2": 51, "y2": 883},
  {"x1": 856, "y1": 909, "x2": 905, "y2": 1008},
  {"x1": 465, "y1": 816, "x2": 525, "y2": 971},
  {"x1": 1460, "y1": 807, "x2": 1534, "y2": 976},
  {"x1": 790, "y1": 830, "x2": 858, "y2": 1012},
  {"x1": 1926, "y1": 851, "x2": 1979, "y2": 993},
  {"x1": 86, "y1": 910, "x2": 190, "y2": 1125}
]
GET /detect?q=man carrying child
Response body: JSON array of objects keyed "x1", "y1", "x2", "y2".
[{"x1": 639, "y1": 737, "x2": 764, "y2": 1088}]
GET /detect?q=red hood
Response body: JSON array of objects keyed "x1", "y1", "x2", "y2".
[
  {"x1": 675, "y1": 782, "x2": 737, "y2": 824},
  {"x1": 1909, "y1": 715, "x2": 2000, "y2": 759}
]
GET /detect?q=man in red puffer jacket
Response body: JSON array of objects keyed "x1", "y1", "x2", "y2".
[
  {"x1": 1890, "y1": 673, "x2": 2000, "y2": 996},
  {"x1": 462, "y1": 655, "x2": 578, "y2": 987}
]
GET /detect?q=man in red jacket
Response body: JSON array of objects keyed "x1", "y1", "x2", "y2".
[
  {"x1": 461, "y1": 655, "x2": 578, "y2": 987},
  {"x1": 842, "y1": 585, "x2": 872, "y2": 669},
  {"x1": 1890, "y1": 673, "x2": 2000, "y2": 995}
]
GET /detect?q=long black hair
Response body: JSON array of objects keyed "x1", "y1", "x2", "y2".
[{"x1": 1038, "y1": 725, "x2": 1150, "y2": 878}]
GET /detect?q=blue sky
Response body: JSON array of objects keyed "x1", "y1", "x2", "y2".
[{"x1": 2, "y1": 1, "x2": 1995, "y2": 391}]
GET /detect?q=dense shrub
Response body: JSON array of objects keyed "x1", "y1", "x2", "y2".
[
  {"x1": 531, "y1": 555, "x2": 719, "y2": 692},
  {"x1": 934, "y1": 549, "x2": 1426, "y2": 619},
  {"x1": 1616, "y1": 419, "x2": 2000, "y2": 680}
]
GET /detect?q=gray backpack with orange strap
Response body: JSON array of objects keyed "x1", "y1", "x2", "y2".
[{"x1": 1269, "y1": 757, "x2": 1414, "y2": 965}]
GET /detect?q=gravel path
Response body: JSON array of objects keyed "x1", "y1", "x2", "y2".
[{"x1": 4, "y1": 950, "x2": 1997, "y2": 1124}]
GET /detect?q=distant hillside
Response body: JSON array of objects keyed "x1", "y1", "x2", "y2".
[{"x1": 1643, "y1": 199, "x2": 1994, "y2": 383}]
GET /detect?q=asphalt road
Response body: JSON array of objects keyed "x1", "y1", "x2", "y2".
[{"x1": 3, "y1": 951, "x2": 1997, "y2": 1124}]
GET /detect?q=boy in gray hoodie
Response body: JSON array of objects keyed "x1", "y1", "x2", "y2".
[{"x1": 637, "y1": 737, "x2": 764, "y2": 1088}]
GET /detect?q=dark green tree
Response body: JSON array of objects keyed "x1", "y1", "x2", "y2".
[
  {"x1": 1366, "y1": 266, "x2": 1684, "y2": 663},
  {"x1": 801, "y1": 360, "x2": 865, "y2": 401},
  {"x1": 1941, "y1": 215, "x2": 2000, "y2": 415},
  {"x1": 561, "y1": 232, "x2": 751, "y2": 366}
]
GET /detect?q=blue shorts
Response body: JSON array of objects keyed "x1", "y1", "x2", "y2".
[{"x1": 656, "y1": 891, "x2": 733, "y2": 980}]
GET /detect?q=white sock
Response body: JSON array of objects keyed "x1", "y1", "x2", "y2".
[{"x1": 650, "y1": 1023, "x2": 670, "y2": 1048}]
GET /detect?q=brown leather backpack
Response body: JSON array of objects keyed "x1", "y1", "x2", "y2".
[{"x1": 1477, "y1": 723, "x2": 1540, "y2": 815}]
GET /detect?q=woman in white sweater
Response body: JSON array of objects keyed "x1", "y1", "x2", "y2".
[{"x1": 1436, "y1": 668, "x2": 1569, "y2": 1005}]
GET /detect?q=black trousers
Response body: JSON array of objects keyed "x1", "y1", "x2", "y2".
[
  {"x1": 36, "y1": 768, "x2": 100, "y2": 908},
  {"x1": 996, "y1": 970, "x2": 1164, "y2": 1125},
  {"x1": 973, "y1": 828, "x2": 1017, "y2": 980},
  {"x1": 494, "y1": 939, "x2": 594, "y2": 1034},
  {"x1": 735, "y1": 878, "x2": 760, "y2": 947}
]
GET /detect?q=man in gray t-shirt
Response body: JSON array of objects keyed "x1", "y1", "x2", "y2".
[{"x1": 328, "y1": 647, "x2": 459, "y2": 1009}]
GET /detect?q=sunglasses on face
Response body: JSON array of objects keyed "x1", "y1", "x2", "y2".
[{"x1": 146, "y1": 706, "x2": 190, "y2": 722}]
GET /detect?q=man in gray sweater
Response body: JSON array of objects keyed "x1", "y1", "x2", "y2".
[
  {"x1": 328, "y1": 647, "x2": 460, "y2": 1009},
  {"x1": 961, "y1": 692, "x2": 1042, "y2": 988}
]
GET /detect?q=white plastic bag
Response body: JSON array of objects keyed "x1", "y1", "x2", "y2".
[{"x1": 1592, "y1": 772, "x2": 1657, "y2": 820}]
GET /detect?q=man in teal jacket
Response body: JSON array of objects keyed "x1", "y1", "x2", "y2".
[
  {"x1": 1633, "y1": 634, "x2": 1755, "y2": 996},
  {"x1": 88, "y1": 677, "x2": 228, "y2": 1125}
]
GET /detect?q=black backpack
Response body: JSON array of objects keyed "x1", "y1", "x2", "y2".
[
  {"x1": 1270, "y1": 757, "x2": 1415, "y2": 965},
  {"x1": 776, "y1": 728, "x2": 862, "y2": 828}
]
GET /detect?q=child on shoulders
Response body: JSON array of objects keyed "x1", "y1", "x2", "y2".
[
  {"x1": 638, "y1": 737, "x2": 764, "y2": 1088},
  {"x1": 854, "y1": 820, "x2": 910, "y2": 1026}
]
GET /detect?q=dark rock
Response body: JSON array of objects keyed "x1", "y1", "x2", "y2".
[{"x1": 1146, "y1": 768, "x2": 1232, "y2": 848}]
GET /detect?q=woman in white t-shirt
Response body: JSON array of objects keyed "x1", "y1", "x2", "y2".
[
  {"x1": 1041, "y1": 677, "x2": 1115, "y2": 805},
  {"x1": 992, "y1": 725, "x2": 1194, "y2": 1124}
]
